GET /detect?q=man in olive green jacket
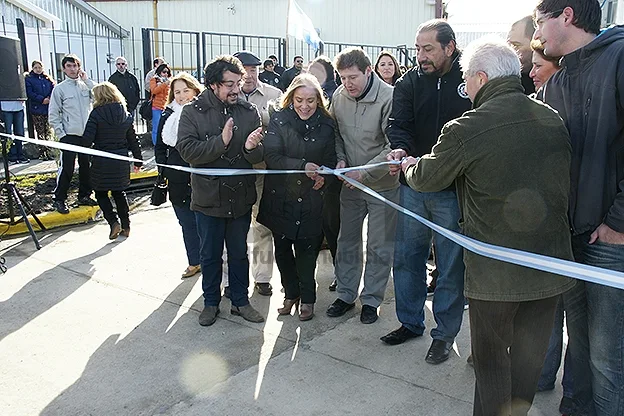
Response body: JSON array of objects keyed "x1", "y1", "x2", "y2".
[{"x1": 402, "y1": 38, "x2": 575, "y2": 416}]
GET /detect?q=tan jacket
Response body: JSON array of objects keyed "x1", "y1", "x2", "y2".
[
  {"x1": 331, "y1": 73, "x2": 398, "y2": 192},
  {"x1": 239, "y1": 82, "x2": 282, "y2": 130}
]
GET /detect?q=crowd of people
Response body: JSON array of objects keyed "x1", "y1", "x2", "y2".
[{"x1": 1, "y1": 1, "x2": 622, "y2": 414}]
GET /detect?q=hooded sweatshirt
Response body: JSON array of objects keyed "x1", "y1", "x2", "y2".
[{"x1": 543, "y1": 25, "x2": 624, "y2": 235}]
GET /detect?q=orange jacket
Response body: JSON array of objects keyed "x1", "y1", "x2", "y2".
[{"x1": 150, "y1": 77, "x2": 170, "y2": 110}]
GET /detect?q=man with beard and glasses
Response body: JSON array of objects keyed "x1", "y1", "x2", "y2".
[
  {"x1": 177, "y1": 55, "x2": 265, "y2": 327},
  {"x1": 383, "y1": 19, "x2": 472, "y2": 365}
]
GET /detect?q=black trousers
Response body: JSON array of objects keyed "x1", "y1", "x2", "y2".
[
  {"x1": 273, "y1": 233, "x2": 323, "y2": 304},
  {"x1": 54, "y1": 135, "x2": 91, "y2": 201},
  {"x1": 322, "y1": 178, "x2": 341, "y2": 263},
  {"x1": 94, "y1": 190, "x2": 130, "y2": 229},
  {"x1": 469, "y1": 296, "x2": 559, "y2": 416}
]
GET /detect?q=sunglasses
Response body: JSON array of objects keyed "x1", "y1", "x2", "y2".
[
  {"x1": 295, "y1": 60, "x2": 303, "y2": 64},
  {"x1": 116, "y1": 62, "x2": 127, "y2": 66}
]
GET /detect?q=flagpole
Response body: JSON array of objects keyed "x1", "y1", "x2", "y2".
[{"x1": 285, "y1": 0, "x2": 291, "y2": 65}]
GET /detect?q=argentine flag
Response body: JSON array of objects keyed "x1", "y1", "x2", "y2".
[{"x1": 288, "y1": 0, "x2": 322, "y2": 50}]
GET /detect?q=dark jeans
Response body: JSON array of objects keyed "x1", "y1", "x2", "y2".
[
  {"x1": 273, "y1": 233, "x2": 323, "y2": 304},
  {"x1": 393, "y1": 185, "x2": 465, "y2": 343},
  {"x1": 54, "y1": 135, "x2": 91, "y2": 201},
  {"x1": 565, "y1": 233, "x2": 624, "y2": 416},
  {"x1": 469, "y1": 296, "x2": 559, "y2": 416},
  {"x1": 538, "y1": 296, "x2": 573, "y2": 397},
  {"x1": 172, "y1": 202, "x2": 200, "y2": 266},
  {"x1": 3, "y1": 109, "x2": 25, "y2": 161},
  {"x1": 94, "y1": 190, "x2": 130, "y2": 229},
  {"x1": 322, "y1": 178, "x2": 341, "y2": 263},
  {"x1": 195, "y1": 210, "x2": 252, "y2": 308}
]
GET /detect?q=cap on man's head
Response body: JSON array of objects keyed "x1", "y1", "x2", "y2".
[{"x1": 233, "y1": 51, "x2": 262, "y2": 67}]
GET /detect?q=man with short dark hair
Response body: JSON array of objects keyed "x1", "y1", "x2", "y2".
[
  {"x1": 268, "y1": 54, "x2": 286, "y2": 75},
  {"x1": 108, "y1": 56, "x2": 140, "y2": 113},
  {"x1": 383, "y1": 19, "x2": 472, "y2": 365},
  {"x1": 535, "y1": 1, "x2": 624, "y2": 413},
  {"x1": 507, "y1": 16, "x2": 537, "y2": 95},
  {"x1": 259, "y1": 59, "x2": 280, "y2": 87},
  {"x1": 48, "y1": 54, "x2": 96, "y2": 214},
  {"x1": 325, "y1": 47, "x2": 399, "y2": 325},
  {"x1": 177, "y1": 55, "x2": 265, "y2": 327},
  {"x1": 277, "y1": 55, "x2": 303, "y2": 91}
]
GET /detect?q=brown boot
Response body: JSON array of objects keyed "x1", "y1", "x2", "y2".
[
  {"x1": 299, "y1": 303, "x2": 314, "y2": 321},
  {"x1": 277, "y1": 298, "x2": 300, "y2": 315},
  {"x1": 109, "y1": 222, "x2": 121, "y2": 240}
]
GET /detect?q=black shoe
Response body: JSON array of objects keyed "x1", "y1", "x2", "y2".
[
  {"x1": 78, "y1": 196, "x2": 99, "y2": 206},
  {"x1": 54, "y1": 200, "x2": 70, "y2": 214},
  {"x1": 425, "y1": 339, "x2": 453, "y2": 364},
  {"x1": 380, "y1": 325, "x2": 421, "y2": 345},
  {"x1": 328, "y1": 279, "x2": 337, "y2": 291},
  {"x1": 223, "y1": 286, "x2": 231, "y2": 299},
  {"x1": 254, "y1": 282, "x2": 272, "y2": 296},
  {"x1": 18, "y1": 157, "x2": 30, "y2": 164},
  {"x1": 326, "y1": 298, "x2": 355, "y2": 317},
  {"x1": 360, "y1": 305, "x2": 378, "y2": 324},
  {"x1": 559, "y1": 396, "x2": 576, "y2": 415}
]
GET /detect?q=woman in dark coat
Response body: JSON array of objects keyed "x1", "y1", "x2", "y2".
[
  {"x1": 24, "y1": 60, "x2": 55, "y2": 159},
  {"x1": 258, "y1": 73, "x2": 337, "y2": 321},
  {"x1": 83, "y1": 82, "x2": 142, "y2": 240},
  {"x1": 155, "y1": 72, "x2": 204, "y2": 278}
]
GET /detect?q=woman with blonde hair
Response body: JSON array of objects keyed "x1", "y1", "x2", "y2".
[
  {"x1": 82, "y1": 81, "x2": 143, "y2": 239},
  {"x1": 257, "y1": 73, "x2": 337, "y2": 321},
  {"x1": 374, "y1": 51, "x2": 402, "y2": 86},
  {"x1": 155, "y1": 72, "x2": 204, "y2": 278}
]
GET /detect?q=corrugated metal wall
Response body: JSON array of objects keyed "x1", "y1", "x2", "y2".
[{"x1": 90, "y1": 0, "x2": 436, "y2": 47}]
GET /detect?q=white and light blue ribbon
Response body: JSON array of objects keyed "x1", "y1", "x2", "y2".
[{"x1": 4, "y1": 132, "x2": 624, "y2": 290}]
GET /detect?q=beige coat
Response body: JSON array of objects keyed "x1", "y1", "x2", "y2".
[{"x1": 331, "y1": 73, "x2": 398, "y2": 192}]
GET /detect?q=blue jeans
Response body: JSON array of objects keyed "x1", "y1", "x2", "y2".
[
  {"x1": 393, "y1": 185, "x2": 465, "y2": 343},
  {"x1": 566, "y1": 233, "x2": 624, "y2": 416},
  {"x1": 172, "y1": 203, "x2": 200, "y2": 266},
  {"x1": 195, "y1": 210, "x2": 252, "y2": 308},
  {"x1": 538, "y1": 296, "x2": 574, "y2": 397},
  {"x1": 151, "y1": 108, "x2": 161, "y2": 146},
  {"x1": 3, "y1": 110, "x2": 25, "y2": 161}
]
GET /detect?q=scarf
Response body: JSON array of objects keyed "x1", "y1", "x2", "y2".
[{"x1": 161, "y1": 100, "x2": 184, "y2": 147}]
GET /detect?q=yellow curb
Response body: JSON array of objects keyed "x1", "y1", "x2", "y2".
[
  {"x1": 130, "y1": 170, "x2": 158, "y2": 181},
  {"x1": 0, "y1": 206, "x2": 100, "y2": 236}
]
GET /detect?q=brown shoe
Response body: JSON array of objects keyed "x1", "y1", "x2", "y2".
[
  {"x1": 109, "y1": 222, "x2": 121, "y2": 240},
  {"x1": 120, "y1": 228, "x2": 130, "y2": 238},
  {"x1": 277, "y1": 297, "x2": 300, "y2": 315},
  {"x1": 182, "y1": 265, "x2": 201, "y2": 278},
  {"x1": 299, "y1": 303, "x2": 314, "y2": 321}
]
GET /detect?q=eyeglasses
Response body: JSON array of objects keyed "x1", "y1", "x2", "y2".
[
  {"x1": 220, "y1": 80, "x2": 243, "y2": 89},
  {"x1": 162, "y1": 71, "x2": 171, "y2": 76},
  {"x1": 116, "y1": 63, "x2": 127, "y2": 66},
  {"x1": 533, "y1": 9, "x2": 563, "y2": 29}
]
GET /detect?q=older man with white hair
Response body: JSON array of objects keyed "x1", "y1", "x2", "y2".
[{"x1": 401, "y1": 37, "x2": 576, "y2": 416}]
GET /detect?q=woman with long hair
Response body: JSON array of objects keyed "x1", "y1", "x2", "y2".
[
  {"x1": 82, "y1": 82, "x2": 143, "y2": 239},
  {"x1": 149, "y1": 63, "x2": 171, "y2": 145},
  {"x1": 374, "y1": 51, "x2": 402, "y2": 86},
  {"x1": 154, "y1": 72, "x2": 204, "y2": 278},
  {"x1": 25, "y1": 60, "x2": 55, "y2": 159},
  {"x1": 258, "y1": 74, "x2": 337, "y2": 321}
]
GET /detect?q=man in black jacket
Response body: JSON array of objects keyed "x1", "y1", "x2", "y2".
[
  {"x1": 177, "y1": 55, "x2": 265, "y2": 327},
  {"x1": 382, "y1": 20, "x2": 472, "y2": 365},
  {"x1": 535, "y1": 1, "x2": 624, "y2": 414},
  {"x1": 108, "y1": 57, "x2": 140, "y2": 113},
  {"x1": 277, "y1": 55, "x2": 303, "y2": 91}
]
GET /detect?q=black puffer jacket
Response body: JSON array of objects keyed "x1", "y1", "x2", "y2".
[
  {"x1": 258, "y1": 107, "x2": 336, "y2": 240},
  {"x1": 176, "y1": 88, "x2": 263, "y2": 218},
  {"x1": 154, "y1": 106, "x2": 192, "y2": 206},
  {"x1": 82, "y1": 102, "x2": 142, "y2": 191}
]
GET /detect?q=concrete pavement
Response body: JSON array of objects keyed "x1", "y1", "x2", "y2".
[{"x1": 0, "y1": 204, "x2": 564, "y2": 415}]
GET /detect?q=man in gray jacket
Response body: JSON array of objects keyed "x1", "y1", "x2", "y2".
[
  {"x1": 49, "y1": 54, "x2": 96, "y2": 214},
  {"x1": 325, "y1": 47, "x2": 399, "y2": 324}
]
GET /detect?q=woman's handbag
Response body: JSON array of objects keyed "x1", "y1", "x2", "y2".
[
  {"x1": 139, "y1": 98, "x2": 153, "y2": 121},
  {"x1": 150, "y1": 174, "x2": 168, "y2": 206}
]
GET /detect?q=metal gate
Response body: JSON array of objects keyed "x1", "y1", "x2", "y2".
[{"x1": 141, "y1": 28, "x2": 202, "y2": 82}]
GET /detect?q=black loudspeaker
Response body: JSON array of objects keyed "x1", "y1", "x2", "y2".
[{"x1": 0, "y1": 35, "x2": 27, "y2": 101}]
